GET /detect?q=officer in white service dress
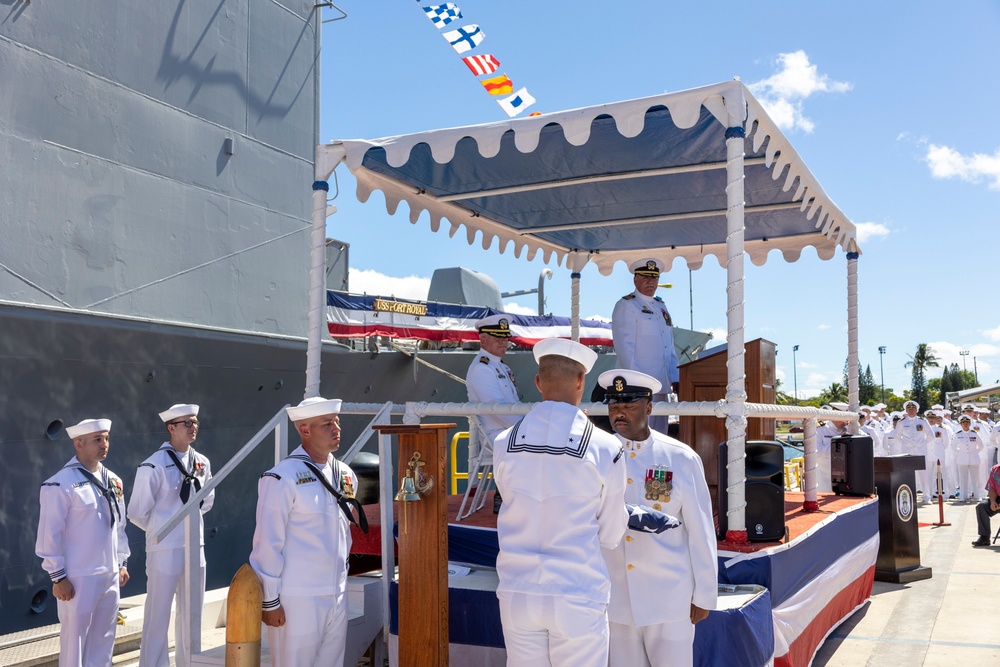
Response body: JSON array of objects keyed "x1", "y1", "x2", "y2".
[
  {"x1": 128, "y1": 404, "x2": 214, "y2": 667},
  {"x1": 598, "y1": 370, "x2": 717, "y2": 667},
  {"x1": 952, "y1": 415, "x2": 986, "y2": 501},
  {"x1": 36, "y1": 418, "x2": 130, "y2": 667},
  {"x1": 815, "y1": 406, "x2": 850, "y2": 493},
  {"x1": 250, "y1": 397, "x2": 366, "y2": 667},
  {"x1": 893, "y1": 400, "x2": 935, "y2": 501},
  {"x1": 611, "y1": 258, "x2": 680, "y2": 433},
  {"x1": 493, "y1": 338, "x2": 629, "y2": 667},
  {"x1": 465, "y1": 314, "x2": 521, "y2": 491}
]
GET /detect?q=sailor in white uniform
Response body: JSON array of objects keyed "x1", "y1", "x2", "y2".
[
  {"x1": 926, "y1": 410, "x2": 954, "y2": 499},
  {"x1": 36, "y1": 418, "x2": 130, "y2": 667},
  {"x1": 599, "y1": 370, "x2": 717, "y2": 667},
  {"x1": 815, "y1": 406, "x2": 850, "y2": 493},
  {"x1": 465, "y1": 314, "x2": 521, "y2": 490},
  {"x1": 250, "y1": 397, "x2": 365, "y2": 667},
  {"x1": 493, "y1": 338, "x2": 629, "y2": 667},
  {"x1": 128, "y1": 404, "x2": 214, "y2": 667},
  {"x1": 893, "y1": 400, "x2": 935, "y2": 500},
  {"x1": 611, "y1": 258, "x2": 680, "y2": 433},
  {"x1": 952, "y1": 415, "x2": 986, "y2": 501}
]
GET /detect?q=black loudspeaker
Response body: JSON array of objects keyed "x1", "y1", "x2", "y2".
[
  {"x1": 745, "y1": 441, "x2": 786, "y2": 542},
  {"x1": 717, "y1": 441, "x2": 786, "y2": 542},
  {"x1": 831, "y1": 435, "x2": 875, "y2": 496}
]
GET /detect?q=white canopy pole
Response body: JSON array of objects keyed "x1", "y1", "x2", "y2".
[
  {"x1": 723, "y1": 94, "x2": 749, "y2": 542},
  {"x1": 305, "y1": 144, "x2": 346, "y2": 399},
  {"x1": 567, "y1": 251, "x2": 589, "y2": 342},
  {"x1": 847, "y1": 252, "x2": 860, "y2": 433}
]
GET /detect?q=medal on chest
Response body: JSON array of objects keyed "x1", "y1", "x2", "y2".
[
  {"x1": 645, "y1": 466, "x2": 673, "y2": 503},
  {"x1": 341, "y1": 473, "x2": 355, "y2": 499}
]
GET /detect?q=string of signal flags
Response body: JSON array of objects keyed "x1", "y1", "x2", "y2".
[{"x1": 417, "y1": 1, "x2": 540, "y2": 118}]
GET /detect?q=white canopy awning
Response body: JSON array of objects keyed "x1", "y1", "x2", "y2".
[{"x1": 325, "y1": 80, "x2": 859, "y2": 274}]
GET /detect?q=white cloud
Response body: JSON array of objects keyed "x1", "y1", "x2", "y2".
[
  {"x1": 924, "y1": 144, "x2": 1000, "y2": 190},
  {"x1": 504, "y1": 302, "x2": 541, "y2": 316},
  {"x1": 349, "y1": 268, "x2": 430, "y2": 300},
  {"x1": 817, "y1": 324, "x2": 831, "y2": 330},
  {"x1": 854, "y1": 222, "x2": 891, "y2": 243},
  {"x1": 797, "y1": 361, "x2": 819, "y2": 370},
  {"x1": 984, "y1": 325, "x2": 1000, "y2": 342},
  {"x1": 705, "y1": 327, "x2": 727, "y2": 344},
  {"x1": 748, "y1": 51, "x2": 852, "y2": 133}
]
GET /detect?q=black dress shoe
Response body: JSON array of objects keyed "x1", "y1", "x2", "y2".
[{"x1": 972, "y1": 536, "x2": 990, "y2": 547}]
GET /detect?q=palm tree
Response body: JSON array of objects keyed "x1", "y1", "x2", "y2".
[{"x1": 905, "y1": 343, "x2": 940, "y2": 410}]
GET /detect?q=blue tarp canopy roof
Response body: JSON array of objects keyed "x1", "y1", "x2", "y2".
[{"x1": 330, "y1": 81, "x2": 859, "y2": 274}]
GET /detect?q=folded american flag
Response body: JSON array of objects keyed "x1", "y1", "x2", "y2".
[{"x1": 626, "y1": 503, "x2": 681, "y2": 534}]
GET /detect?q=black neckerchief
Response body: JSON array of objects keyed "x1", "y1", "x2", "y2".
[
  {"x1": 164, "y1": 447, "x2": 203, "y2": 507},
  {"x1": 73, "y1": 465, "x2": 120, "y2": 527},
  {"x1": 291, "y1": 455, "x2": 368, "y2": 534}
]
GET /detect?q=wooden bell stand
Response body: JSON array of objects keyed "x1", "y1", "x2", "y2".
[{"x1": 373, "y1": 423, "x2": 455, "y2": 667}]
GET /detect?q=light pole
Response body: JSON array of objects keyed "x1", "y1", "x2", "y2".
[
  {"x1": 878, "y1": 346, "x2": 886, "y2": 403},
  {"x1": 793, "y1": 345, "x2": 799, "y2": 405},
  {"x1": 974, "y1": 356, "x2": 979, "y2": 385},
  {"x1": 960, "y1": 349, "x2": 969, "y2": 374}
]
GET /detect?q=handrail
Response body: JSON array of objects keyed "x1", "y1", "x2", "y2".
[{"x1": 449, "y1": 431, "x2": 470, "y2": 494}]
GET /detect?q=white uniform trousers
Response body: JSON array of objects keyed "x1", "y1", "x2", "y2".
[
  {"x1": 268, "y1": 592, "x2": 348, "y2": 667},
  {"x1": 57, "y1": 571, "x2": 119, "y2": 667},
  {"x1": 816, "y1": 453, "x2": 832, "y2": 493},
  {"x1": 958, "y1": 464, "x2": 982, "y2": 501},
  {"x1": 139, "y1": 548, "x2": 205, "y2": 667},
  {"x1": 497, "y1": 591, "x2": 609, "y2": 667},
  {"x1": 609, "y1": 620, "x2": 695, "y2": 667}
]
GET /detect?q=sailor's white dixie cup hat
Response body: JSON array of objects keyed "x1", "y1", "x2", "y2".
[
  {"x1": 66, "y1": 418, "x2": 112, "y2": 439},
  {"x1": 475, "y1": 314, "x2": 512, "y2": 338},
  {"x1": 286, "y1": 396, "x2": 343, "y2": 422},
  {"x1": 629, "y1": 258, "x2": 663, "y2": 276},
  {"x1": 533, "y1": 338, "x2": 598, "y2": 373},
  {"x1": 159, "y1": 404, "x2": 200, "y2": 422},
  {"x1": 598, "y1": 369, "x2": 662, "y2": 402}
]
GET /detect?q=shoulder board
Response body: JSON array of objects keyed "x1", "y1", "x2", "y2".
[
  {"x1": 139, "y1": 462, "x2": 156, "y2": 469},
  {"x1": 479, "y1": 355, "x2": 490, "y2": 364},
  {"x1": 622, "y1": 294, "x2": 635, "y2": 300},
  {"x1": 42, "y1": 482, "x2": 60, "y2": 487},
  {"x1": 654, "y1": 296, "x2": 664, "y2": 302},
  {"x1": 261, "y1": 471, "x2": 281, "y2": 480}
]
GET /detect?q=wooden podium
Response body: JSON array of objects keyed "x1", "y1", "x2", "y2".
[
  {"x1": 678, "y1": 338, "x2": 776, "y2": 505},
  {"x1": 372, "y1": 423, "x2": 454, "y2": 667}
]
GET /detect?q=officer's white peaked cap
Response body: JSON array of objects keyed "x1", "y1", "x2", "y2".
[
  {"x1": 628, "y1": 258, "x2": 664, "y2": 276},
  {"x1": 829, "y1": 402, "x2": 850, "y2": 411},
  {"x1": 903, "y1": 400, "x2": 919, "y2": 409},
  {"x1": 286, "y1": 397, "x2": 342, "y2": 422},
  {"x1": 159, "y1": 403, "x2": 200, "y2": 422},
  {"x1": 67, "y1": 418, "x2": 112, "y2": 439},
  {"x1": 598, "y1": 369, "x2": 662, "y2": 396},
  {"x1": 533, "y1": 338, "x2": 597, "y2": 373}
]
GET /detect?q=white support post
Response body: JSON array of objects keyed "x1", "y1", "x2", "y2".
[
  {"x1": 846, "y1": 252, "x2": 860, "y2": 434},
  {"x1": 184, "y1": 513, "x2": 200, "y2": 661},
  {"x1": 803, "y1": 417, "x2": 819, "y2": 510},
  {"x1": 275, "y1": 415, "x2": 288, "y2": 465},
  {"x1": 378, "y1": 427, "x2": 395, "y2": 647},
  {"x1": 567, "y1": 251, "x2": 589, "y2": 342},
  {"x1": 305, "y1": 144, "x2": 346, "y2": 400},
  {"x1": 723, "y1": 97, "x2": 749, "y2": 542}
]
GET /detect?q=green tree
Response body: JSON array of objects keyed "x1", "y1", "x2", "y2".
[
  {"x1": 905, "y1": 343, "x2": 940, "y2": 410},
  {"x1": 774, "y1": 378, "x2": 795, "y2": 405},
  {"x1": 818, "y1": 381, "x2": 849, "y2": 405},
  {"x1": 860, "y1": 365, "x2": 878, "y2": 405}
]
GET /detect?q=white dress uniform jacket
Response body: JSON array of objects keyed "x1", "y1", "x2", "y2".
[
  {"x1": 603, "y1": 430, "x2": 717, "y2": 628},
  {"x1": 952, "y1": 429, "x2": 985, "y2": 500},
  {"x1": 36, "y1": 457, "x2": 130, "y2": 667},
  {"x1": 815, "y1": 422, "x2": 844, "y2": 493},
  {"x1": 128, "y1": 444, "x2": 214, "y2": 667},
  {"x1": 894, "y1": 416, "x2": 934, "y2": 492},
  {"x1": 493, "y1": 401, "x2": 629, "y2": 602},
  {"x1": 250, "y1": 447, "x2": 358, "y2": 667},
  {"x1": 612, "y1": 291, "x2": 680, "y2": 389},
  {"x1": 129, "y1": 444, "x2": 215, "y2": 550},
  {"x1": 466, "y1": 350, "x2": 520, "y2": 449}
]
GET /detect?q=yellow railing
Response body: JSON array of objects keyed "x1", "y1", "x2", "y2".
[
  {"x1": 784, "y1": 456, "x2": 804, "y2": 491},
  {"x1": 449, "y1": 430, "x2": 493, "y2": 494}
]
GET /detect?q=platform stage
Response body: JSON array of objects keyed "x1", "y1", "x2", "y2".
[{"x1": 352, "y1": 492, "x2": 878, "y2": 667}]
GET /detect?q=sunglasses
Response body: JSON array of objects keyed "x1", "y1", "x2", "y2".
[{"x1": 168, "y1": 419, "x2": 200, "y2": 428}]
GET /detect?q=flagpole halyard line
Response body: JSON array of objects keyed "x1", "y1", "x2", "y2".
[
  {"x1": 518, "y1": 201, "x2": 803, "y2": 235},
  {"x1": 435, "y1": 157, "x2": 769, "y2": 203}
]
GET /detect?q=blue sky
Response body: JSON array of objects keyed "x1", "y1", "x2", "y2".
[{"x1": 318, "y1": 1, "x2": 1000, "y2": 400}]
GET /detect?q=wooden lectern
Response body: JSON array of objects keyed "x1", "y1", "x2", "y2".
[
  {"x1": 678, "y1": 338, "x2": 776, "y2": 504},
  {"x1": 372, "y1": 423, "x2": 455, "y2": 667}
]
